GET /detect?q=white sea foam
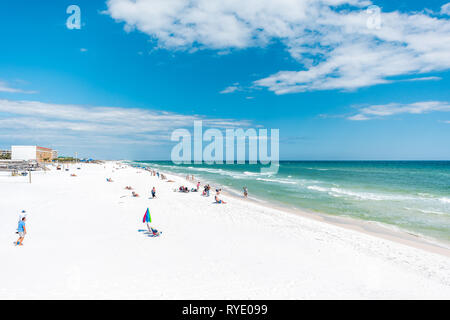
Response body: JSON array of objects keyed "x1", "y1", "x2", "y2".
[
  {"x1": 256, "y1": 177, "x2": 297, "y2": 185},
  {"x1": 307, "y1": 185, "x2": 329, "y2": 193},
  {"x1": 306, "y1": 185, "x2": 416, "y2": 202},
  {"x1": 404, "y1": 207, "x2": 449, "y2": 216}
]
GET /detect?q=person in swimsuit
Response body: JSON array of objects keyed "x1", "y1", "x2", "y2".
[{"x1": 215, "y1": 195, "x2": 226, "y2": 204}]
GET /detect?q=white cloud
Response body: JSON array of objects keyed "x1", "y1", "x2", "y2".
[
  {"x1": 401, "y1": 76, "x2": 442, "y2": 82},
  {"x1": 0, "y1": 81, "x2": 36, "y2": 94},
  {"x1": 441, "y1": 3, "x2": 450, "y2": 15},
  {"x1": 0, "y1": 99, "x2": 253, "y2": 146},
  {"x1": 220, "y1": 86, "x2": 239, "y2": 94},
  {"x1": 80, "y1": 48, "x2": 88, "y2": 52},
  {"x1": 105, "y1": 0, "x2": 450, "y2": 93},
  {"x1": 347, "y1": 101, "x2": 450, "y2": 120},
  {"x1": 348, "y1": 114, "x2": 370, "y2": 121},
  {"x1": 219, "y1": 82, "x2": 242, "y2": 94}
]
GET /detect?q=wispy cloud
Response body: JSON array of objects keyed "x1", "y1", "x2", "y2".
[
  {"x1": 0, "y1": 81, "x2": 36, "y2": 94},
  {"x1": 441, "y1": 3, "x2": 450, "y2": 15},
  {"x1": 105, "y1": 0, "x2": 450, "y2": 93},
  {"x1": 220, "y1": 86, "x2": 239, "y2": 94},
  {"x1": 347, "y1": 101, "x2": 450, "y2": 121},
  {"x1": 400, "y1": 76, "x2": 442, "y2": 82},
  {"x1": 0, "y1": 99, "x2": 254, "y2": 148},
  {"x1": 219, "y1": 83, "x2": 241, "y2": 94}
]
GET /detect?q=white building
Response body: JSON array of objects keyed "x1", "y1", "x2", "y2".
[{"x1": 11, "y1": 146, "x2": 54, "y2": 162}]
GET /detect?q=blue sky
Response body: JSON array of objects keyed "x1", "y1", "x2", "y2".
[{"x1": 0, "y1": 0, "x2": 449, "y2": 160}]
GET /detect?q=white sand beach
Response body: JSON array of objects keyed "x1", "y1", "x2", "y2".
[{"x1": 0, "y1": 162, "x2": 449, "y2": 299}]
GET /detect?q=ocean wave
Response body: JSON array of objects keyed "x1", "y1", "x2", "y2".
[
  {"x1": 306, "y1": 185, "x2": 329, "y2": 193},
  {"x1": 306, "y1": 185, "x2": 414, "y2": 201},
  {"x1": 404, "y1": 207, "x2": 449, "y2": 216},
  {"x1": 256, "y1": 177, "x2": 297, "y2": 185},
  {"x1": 439, "y1": 197, "x2": 450, "y2": 204},
  {"x1": 243, "y1": 171, "x2": 272, "y2": 177}
]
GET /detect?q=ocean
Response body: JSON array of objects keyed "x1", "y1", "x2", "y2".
[{"x1": 132, "y1": 161, "x2": 450, "y2": 243}]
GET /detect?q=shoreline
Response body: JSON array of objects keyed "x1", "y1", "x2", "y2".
[{"x1": 137, "y1": 162, "x2": 450, "y2": 257}]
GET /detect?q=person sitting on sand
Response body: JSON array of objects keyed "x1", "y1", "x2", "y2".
[
  {"x1": 106, "y1": 178, "x2": 113, "y2": 182},
  {"x1": 16, "y1": 216, "x2": 27, "y2": 246},
  {"x1": 125, "y1": 186, "x2": 133, "y2": 190},
  {"x1": 151, "y1": 187, "x2": 156, "y2": 198},
  {"x1": 215, "y1": 195, "x2": 226, "y2": 204},
  {"x1": 132, "y1": 191, "x2": 139, "y2": 197},
  {"x1": 146, "y1": 224, "x2": 161, "y2": 237}
]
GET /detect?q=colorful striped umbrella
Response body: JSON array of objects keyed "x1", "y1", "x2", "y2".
[{"x1": 142, "y1": 208, "x2": 151, "y2": 223}]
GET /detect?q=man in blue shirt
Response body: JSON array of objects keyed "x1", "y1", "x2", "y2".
[{"x1": 16, "y1": 217, "x2": 27, "y2": 246}]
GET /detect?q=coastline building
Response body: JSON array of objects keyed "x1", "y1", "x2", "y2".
[{"x1": 11, "y1": 145, "x2": 54, "y2": 162}]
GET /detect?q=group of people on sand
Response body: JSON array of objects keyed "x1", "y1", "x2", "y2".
[
  {"x1": 202, "y1": 184, "x2": 211, "y2": 197},
  {"x1": 178, "y1": 186, "x2": 197, "y2": 193},
  {"x1": 198, "y1": 184, "x2": 226, "y2": 204},
  {"x1": 148, "y1": 170, "x2": 166, "y2": 180},
  {"x1": 125, "y1": 186, "x2": 156, "y2": 199}
]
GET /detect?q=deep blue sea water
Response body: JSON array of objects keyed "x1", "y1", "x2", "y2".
[{"x1": 132, "y1": 161, "x2": 450, "y2": 242}]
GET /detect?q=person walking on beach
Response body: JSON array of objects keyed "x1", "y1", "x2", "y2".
[
  {"x1": 151, "y1": 187, "x2": 156, "y2": 198},
  {"x1": 16, "y1": 216, "x2": 27, "y2": 246},
  {"x1": 243, "y1": 186, "x2": 248, "y2": 198}
]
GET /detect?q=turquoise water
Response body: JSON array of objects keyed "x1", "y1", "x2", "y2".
[{"x1": 133, "y1": 161, "x2": 450, "y2": 242}]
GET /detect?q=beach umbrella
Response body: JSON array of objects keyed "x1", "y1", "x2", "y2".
[{"x1": 142, "y1": 208, "x2": 151, "y2": 223}]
